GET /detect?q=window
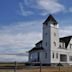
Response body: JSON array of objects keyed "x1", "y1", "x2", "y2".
[
  {"x1": 45, "y1": 33, "x2": 47, "y2": 35},
  {"x1": 56, "y1": 53, "x2": 58, "y2": 59},
  {"x1": 37, "y1": 52, "x2": 40, "y2": 62},
  {"x1": 70, "y1": 44, "x2": 72, "y2": 49},
  {"x1": 54, "y1": 32, "x2": 56, "y2": 36},
  {"x1": 59, "y1": 42, "x2": 66, "y2": 49},
  {"x1": 46, "y1": 42, "x2": 47, "y2": 46},
  {"x1": 30, "y1": 54, "x2": 33, "y2": 59},
  {"x1": 59, "y1": 44, "x2": 61, "y2": 48},
  {"x1": 62, "y1": 42, "x2": 65, "y2": 48},
  {"x1": 60, "y1": 54, "x2": 67, "y2": 62},
  {"x1": 69, "y1": 56, "x2": 72, "y2": 61},
  {"x1": 54, "y1": 42, "x2": 56, "y2": 46},
  {"x1": 52, "y1": 53, "x2": 54, "y2": 58},
  {"x1": 45, "y1": 53, "x2": 47, "y2": 59}
]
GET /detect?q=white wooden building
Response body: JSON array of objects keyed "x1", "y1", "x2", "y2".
[{"x1": 28, "y1": 15, "x2": 72, "y2": 66}]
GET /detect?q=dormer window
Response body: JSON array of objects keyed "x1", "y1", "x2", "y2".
[
  {"x1": 70, "y1": 44, "x2": 72, "y2": 49},
  {"x1": 59, "y1": 42, "x2": 65, "y2": 49},
  {"x1": 59, "y1": 44, "x2": 61, "y2": 48}
]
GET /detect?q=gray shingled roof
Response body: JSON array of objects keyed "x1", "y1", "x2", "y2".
[
  {"x1": 43, "y1": 15, "x2": 58, "y2": 24},
  {"x1": 29, "y1": 47, "x2": 44, "y2": 52},
  {"x1": 60, "y1": 36, "x2": 72, "y2": 48}
]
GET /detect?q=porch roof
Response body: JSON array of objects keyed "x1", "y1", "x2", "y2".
[
  {"x1": 28, "y1": 47, "x2": 44, "y2": 53},
  {"x1": 60, "y1": 36, "x2": 72, "y2": 48}
]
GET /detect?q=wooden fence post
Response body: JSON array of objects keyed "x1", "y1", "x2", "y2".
[
  {"x1": 14, "y1": 61, "x2": 16, "y2": 72},
  {"x1": 58, "y1": 63, "x2": 61, "y2": 72},
  {"x1": 40, "y1": 62, "x2": 42, "y2": 72},
  {"x1": 59, "y1": 65, "x2": 60, "y2": 72}
]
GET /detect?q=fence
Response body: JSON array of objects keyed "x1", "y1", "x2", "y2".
[{"x1": 0, "y1": 62, "x2": 72, "y2": 72}]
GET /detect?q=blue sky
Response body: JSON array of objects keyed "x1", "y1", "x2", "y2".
[{"x1": 0, "y1": 0, "x2": 72, "y2": 62}]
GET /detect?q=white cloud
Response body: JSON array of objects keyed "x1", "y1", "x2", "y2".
[
  {"x1": 0, "y1": 20, "x2": 42, "y2": 59},
  {"x1": 18, "y1": 2, "x2": 34, "y2": 16},
  {"x1": 0, "y1": 32, "x2": 41, "y2": 49},
  {"x1": 69, "y1": 7, "x2": 72, "y2": 12},
  {"x1": 59, "y1": 25, "x2": 72, "y2": 37},
  {"x1": 18, "y1": 0, "x2": 65, "y2": 16},
  {"x1": 38, "y1": 0, "x2": 65, "y2": 14},
  {"x1": 0, "y1": 20, "x2": 43, "y2": 61}
]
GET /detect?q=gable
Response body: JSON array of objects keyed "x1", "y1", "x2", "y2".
[
  {"x1": 35, "y1": 40, "x2": 42, "y2": 45},
  {"x1": 43, "y1": 15, "x2": 58, "y2": 25},
  {"x1": 59, "y1": 36, "x2": 72, "y2": 48}
]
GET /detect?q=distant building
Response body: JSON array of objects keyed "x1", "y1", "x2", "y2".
[{"x1": 28, "y1": 15, "x2": 72, "y2": 66}]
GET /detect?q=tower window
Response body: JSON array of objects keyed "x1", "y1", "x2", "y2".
[
  {"x1": 46, "y1": 42, "x2": 47, "y2": 46},
  {"x1": 45, "y1": 33, "x2": 47, "y2": 35},
  {"x1": 52, "y1": 53, "x2": 54, "y2": 58},
  {"x1": 45, "y1": 53, "x2": 47, "y2": 59},
  {"x1": 54, "y1": 32, "x2": 56, "y2": 36},
  {"x1": 54, "y1": 42, "x2": 56, "y2": 46}
]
